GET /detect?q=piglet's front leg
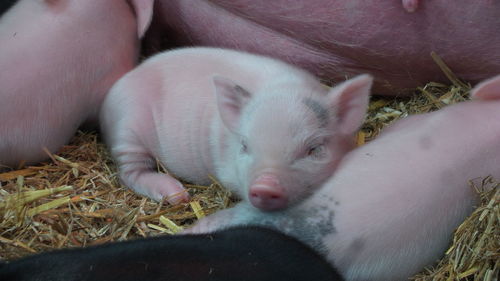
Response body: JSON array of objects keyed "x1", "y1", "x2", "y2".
[{"x1": 183, "y1": 204, "x2": 243, "y2": 234}]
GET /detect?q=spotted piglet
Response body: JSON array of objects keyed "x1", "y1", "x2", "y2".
[{"x1": 185, "y1": 74, "x2": 500, "y2": 280}]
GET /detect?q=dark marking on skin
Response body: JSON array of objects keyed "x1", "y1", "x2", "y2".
[
  {"x1": 303, "y1": 98, "x2": 329, "y2": 127},
  {"x1": 325, "y1": 196, "x2": 339, "y2": 206},
  {"x1": 336, "y1": 237, "x2": 366, "y2": 268},
  {"x1": 348, "y1": 238, "x2": 365, "y2": 252},
  {"x1": 234, "y1": 85, "x2": 251, "y2": 98},
  {"x1": 418, "y1": 135, "x2": 433, "y2": 150},
  {"x1": 241, "y1": 205, "x2": 337, "y2": 257}
]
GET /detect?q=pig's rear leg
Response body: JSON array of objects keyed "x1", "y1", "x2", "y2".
[{"x1": 114, "y1": 148, "x2": 189, "y2": 204}]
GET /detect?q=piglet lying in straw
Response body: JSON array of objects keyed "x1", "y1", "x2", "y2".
[
  {"x1": 100, "y1": 47, "x2": 372, "y2": 210},
  {"x1": 0, "y1": 226, "x2": 344, "y2": 281},
  {"x1": 185, "y1": 75, "x2": 500, "y2": 281}
]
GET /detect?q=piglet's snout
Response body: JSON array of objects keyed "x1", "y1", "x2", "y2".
[{"x1": 249, "y1": 174, "x2": 288, "y2": 211}]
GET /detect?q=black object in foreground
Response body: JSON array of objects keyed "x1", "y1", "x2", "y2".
[
  {"x1": 0, "y1": 226, "x2": 344, "y2": 281},
  {"x1": 0, "y1": 0, "x2": 17, "y2": 16}
]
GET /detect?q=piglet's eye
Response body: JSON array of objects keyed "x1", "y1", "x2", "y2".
[{"x1": 307, "y1": 144, "x2": 324, "y2": 158}]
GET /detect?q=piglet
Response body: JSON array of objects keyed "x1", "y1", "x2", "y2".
[
  {"x1": 0, "y1": 0, "x2": 154, "y2": 169},
  {"x1": 0, "y1": 226, "x2": 344, "y2": 281},
  {"x1": 100, "y1": 47, "x2": 373, "y2": 210},
  {"x1": 186, "y1": 75, "x2": 500, "y2": 280}
]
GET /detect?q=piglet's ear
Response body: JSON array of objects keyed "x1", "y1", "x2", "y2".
[
  {"x1": 328, "y1": 74, "x2": 373, "y2": 136},
  {"x1": 127, "y1": 0, "x2": 155, "y2": 39},
  {"x1": 214, "y1": 75, "x2": 252, "y2": 133},
  {"x1": 470, "y1": 75, "x2": 500, "y2": 100}
]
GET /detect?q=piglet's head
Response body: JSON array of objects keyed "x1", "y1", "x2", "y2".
[{"x1": 214, "y1": 74, "x2": 373, "y2": 211}]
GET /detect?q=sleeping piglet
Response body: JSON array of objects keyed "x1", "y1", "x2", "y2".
[
  {"x1": 0, "y1": 226, "x2": 344, "y2": 281},
  {"x1": 100, "y1": 47, "x2": 373, "y2": 210},
  {"x1": 0, "y1": 0, "x2": 154, "y2": 169},
  {"x1": 185, "y1": 75, "x2": 500, "y2": 280}
]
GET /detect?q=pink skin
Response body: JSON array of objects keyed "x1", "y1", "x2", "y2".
[
  {"x1": 249, "y1": 173, "x2": 286, "y2": 211},
  {"x1": 402, "y1": 0, "x2": 419, "y2": 12},
  {"x1": 0, "y1": 0, "x2": 154, "y2": 169},
  {"x1": 146, "y1": 0, "x2": 500, "y2": 95},
  {"x1": 471, "y1": 74, "x2": 500, "y2": 100},
  {"x1": 100, "y1": 47, "x2": 372, "y2": 208},
  {"x1": 185, "y1": 76, "x2": 500, "y2": 280}
]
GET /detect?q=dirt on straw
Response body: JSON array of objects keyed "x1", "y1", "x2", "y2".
[{"x1": 0, "y1": 53, "x2": 498, "y2": 280}]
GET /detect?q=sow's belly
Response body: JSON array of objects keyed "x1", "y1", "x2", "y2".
[{"x1": 150, "y1": 0, "x2": 500, "y2": 95}]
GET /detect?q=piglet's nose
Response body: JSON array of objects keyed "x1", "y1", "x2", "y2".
[{"x1": 249, "y1": 174, "x2": 288, "y2": 211}]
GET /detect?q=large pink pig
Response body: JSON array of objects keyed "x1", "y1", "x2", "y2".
[
  {"x1": 100, "y1": 47, "x2": 372, "y2": 210},
  {"x1": 147, "y1": 0, "x2": 500, "y2": 94},
  {"x1": 185, "y1": 75, "x2": 500, "y2": 280},
  {"x1": 0, "y1": 0, "x2": 154, "y2": 169}
]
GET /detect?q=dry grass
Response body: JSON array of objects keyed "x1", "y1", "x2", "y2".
[
  {"x1": 412, "y1": 179, "x2": 499, "y2": 281},
  {"x1": 0, "y1": 133, "x2": 234, "y2": 260},
  {"x1": 0, "y1": 55, "x2": 498, "y2": 280}
]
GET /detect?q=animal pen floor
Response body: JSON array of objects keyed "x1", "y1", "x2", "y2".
[{"x1": 0, "y1": 65, "x2": 498, "y2": 280}]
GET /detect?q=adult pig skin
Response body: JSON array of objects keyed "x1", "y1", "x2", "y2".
[
  {"x1": 185, "y1": 76, "x2": 500, "y2": 280},
  {"x1": 100, "y1": 47, "x2": 372, "y2": 209},
  {"x1": 0, "y1": 226, "x2": 344, "y2": 281},
  {"x1": 147, "y1": 0, "x2": 500, "y2": 94},
  {"x1": 0, "y1": 0, "x2": 153, "y2": 169}
]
